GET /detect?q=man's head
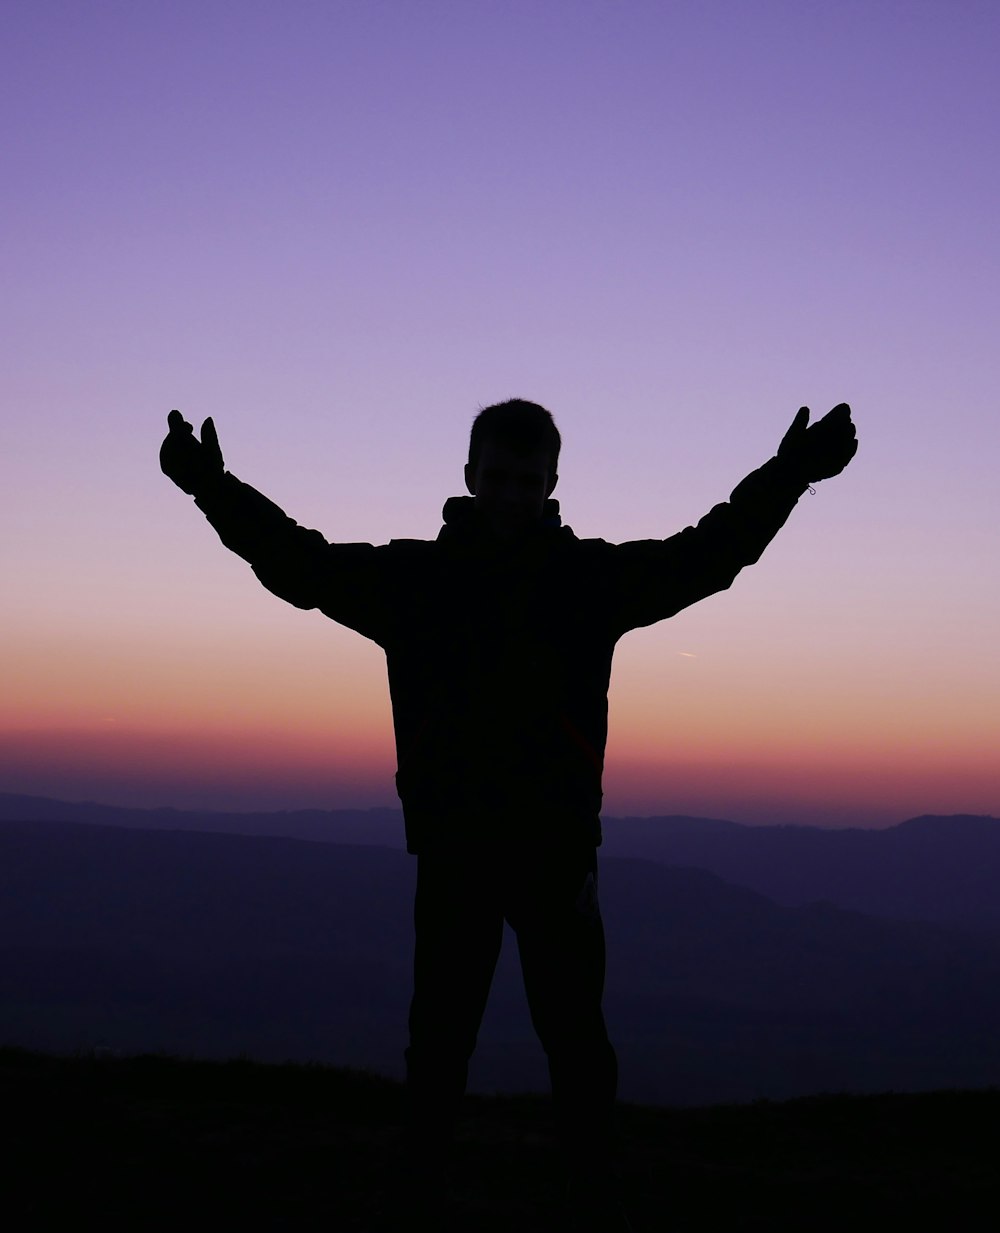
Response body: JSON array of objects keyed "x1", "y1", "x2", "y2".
[{"x1": 465, "y1": 399, "x2": 561, "y2": 537}]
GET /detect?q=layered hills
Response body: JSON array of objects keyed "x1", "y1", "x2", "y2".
[{"x1": 2, "y1": 795, "x2": 999, "y2": 1106}]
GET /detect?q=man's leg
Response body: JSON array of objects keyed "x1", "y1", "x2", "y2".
[
  {"x1": 506, "y1": 845, "x2": 618, "y2": 1178},
  {"x1": 404, "y1": 847, "x2": 505, "y2": 1170}
]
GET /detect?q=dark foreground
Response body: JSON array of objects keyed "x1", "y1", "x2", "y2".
[{"x1": 4, "y1": 1047, "x2": 998, "y2": 1231}]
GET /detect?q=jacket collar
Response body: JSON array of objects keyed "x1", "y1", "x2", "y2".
[{"x1": 437, "y1": 495, "x2": 563, "y2": 543}]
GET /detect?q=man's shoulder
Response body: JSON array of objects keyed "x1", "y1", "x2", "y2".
[
  {"x1": 378, "y1": 537, "x2": 440, "y2": 568},
  {"x1": 547, "y1": 530, "x2": 620, "y2": 584},
  {"x1": 558, "y1": 529, "x2": 615, "y2": 554},
  {"x1": 385, "y1": 537, "x2": 436, "y2": 550}
]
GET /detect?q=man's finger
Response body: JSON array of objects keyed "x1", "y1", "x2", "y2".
[
  {"x1": 168, "y1": 409, "x2": 193, "y2": 435},
  {"x1": 201, "y1": 417, "x2": 219, "y2": 451},
  {"x1": 815, "y1": 408, "x2": 857, "y2": 443}
]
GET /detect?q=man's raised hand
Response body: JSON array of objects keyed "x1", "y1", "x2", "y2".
[
  {"x1": 160, "y1": 410, "x2": 225, "y2": 495},
  {"x1": 778, "y1": 403, "x2": 858, "y2": 483}
]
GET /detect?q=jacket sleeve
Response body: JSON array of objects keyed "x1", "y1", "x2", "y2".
[
  {"x1": 192, "y1": 472, "x2": 390, "y2": 644},
  {"x1": 610, "y1": 454, "x2": 810, "y2": 634}
]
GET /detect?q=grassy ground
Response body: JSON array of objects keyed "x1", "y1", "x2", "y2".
[{"x1": 3, "y1": 1047, "x2": 998, "y2": 1230}]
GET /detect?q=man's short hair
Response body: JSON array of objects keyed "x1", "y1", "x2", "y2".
[{"x1": 469, "y1": 399, "x2": 561, "y2": 478}]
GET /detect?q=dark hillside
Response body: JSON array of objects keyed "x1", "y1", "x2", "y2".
[{"x1": 3, "y1": 1048, "x2": 996, "y2": 1231}]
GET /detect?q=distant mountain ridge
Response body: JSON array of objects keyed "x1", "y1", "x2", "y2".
[
  {"x1": 602, "y1": 811, "x2": 1000, "y2": 929},
  {"x1": 3, "y1": 792, "x2": 998, "y2": 928},
  {"x1": 0, "y1": 791, "x2": 405, "y2": 846},
  {"x1": 4, "y1": 814, "x2": 1000, "y2": 1105}
]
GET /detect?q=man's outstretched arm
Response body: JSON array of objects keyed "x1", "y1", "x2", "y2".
[
  {"x1": 612, "y1": 403, "x2": 858, "y2": 632},
  {"x1": 159, "y1": 411, "x2": 388, "y2": 638},
  {"x1": 160, "y1": 409, "x2": 309, "y2": 567}
]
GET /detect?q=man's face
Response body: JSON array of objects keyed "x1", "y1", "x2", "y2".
[{"x1": 464, "y1": 440, "x2": 557, "y2": 539}]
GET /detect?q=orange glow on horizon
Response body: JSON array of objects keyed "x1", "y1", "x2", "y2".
[{"x1": 1, "y1": 721, "x2": 996, "y2": 827}]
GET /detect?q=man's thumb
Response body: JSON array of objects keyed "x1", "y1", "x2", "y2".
[
  {"x1": 200, "y1": 417, "x2": 224, "y2": 469},
  {"x1": 779, "y1": 406, "x2": 810, "y2": 455}
]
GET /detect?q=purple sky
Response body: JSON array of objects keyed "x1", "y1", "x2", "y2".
[{"x1": 3, "y1": 1, "x2": 998, "y2": 825}]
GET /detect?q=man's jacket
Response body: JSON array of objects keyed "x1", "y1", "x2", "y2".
[{"x1": 193, "y1": 456, "x2": 808, "y2": 853}]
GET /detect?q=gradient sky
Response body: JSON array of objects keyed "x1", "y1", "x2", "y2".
[{"x1": 3, "y1": 0, "x2": 998, "y2": 826}]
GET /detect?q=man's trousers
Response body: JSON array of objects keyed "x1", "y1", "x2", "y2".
[{"x1": 404, "y1": 838, "x2": 618, "y2": 1172}]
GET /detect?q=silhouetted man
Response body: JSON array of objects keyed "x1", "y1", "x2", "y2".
[{"x1": 160, "y1": 398, "x2": 857, "y2": 1229}]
